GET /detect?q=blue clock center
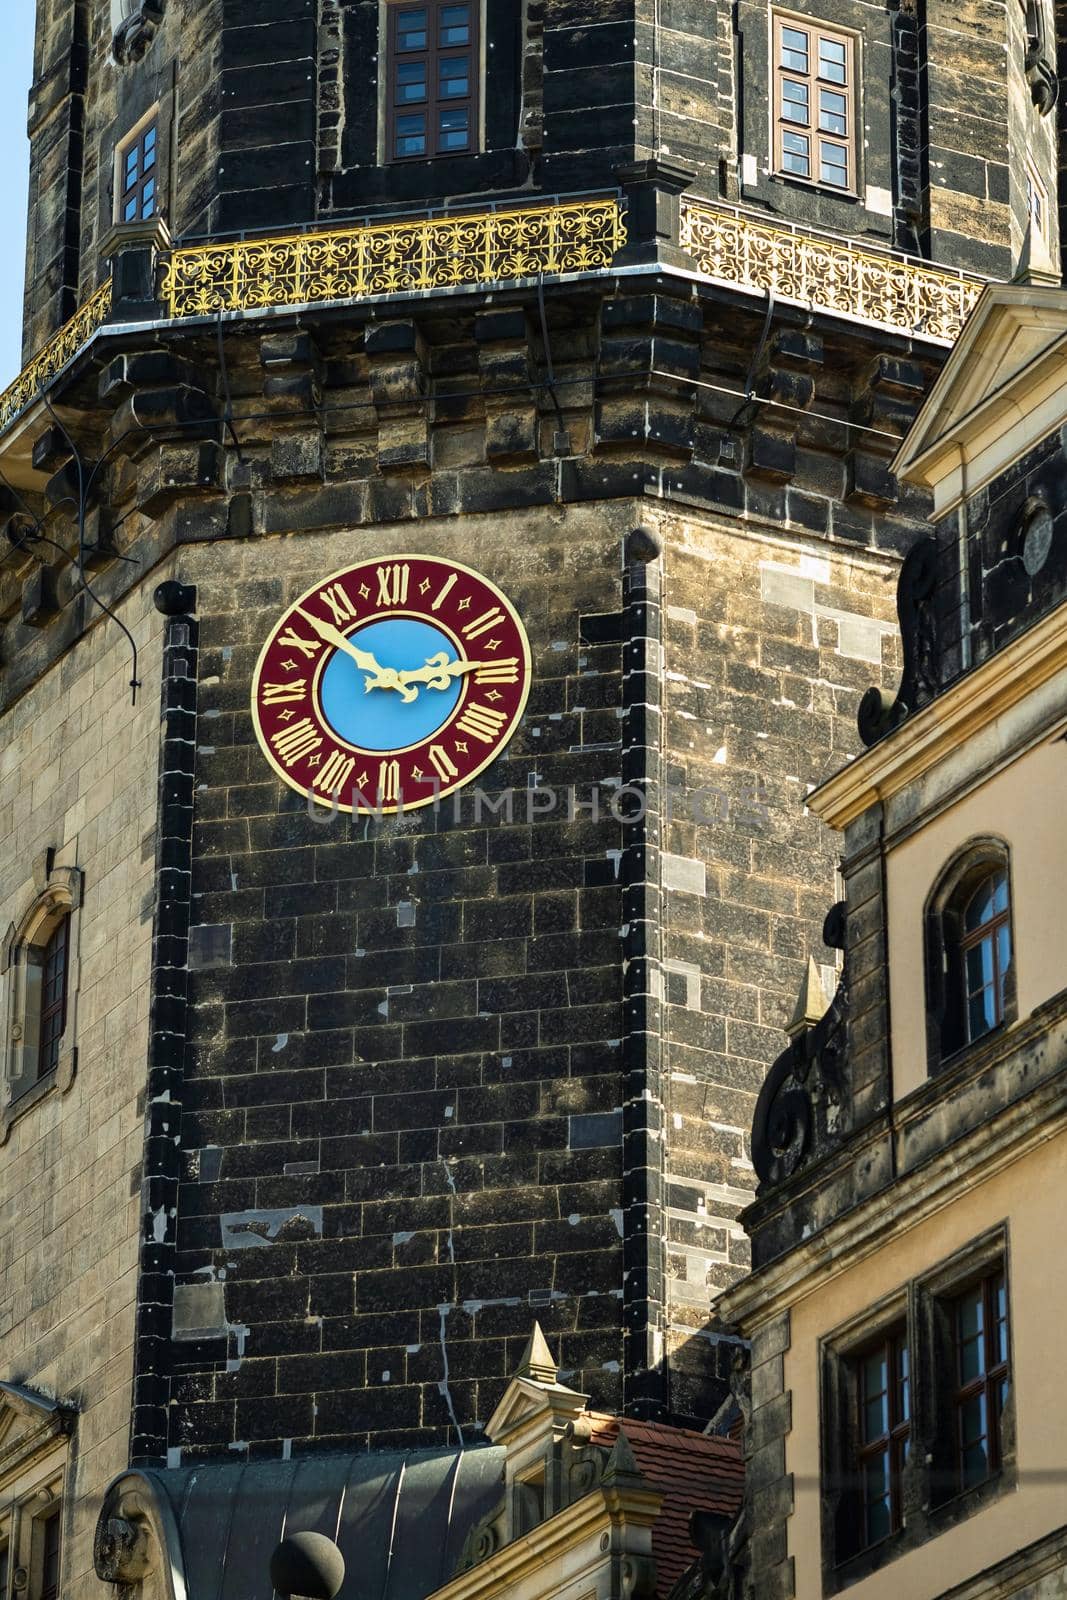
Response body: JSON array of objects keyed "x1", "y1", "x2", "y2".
[{"x1": 319, "y1": 616, "x2": 463, "y2": 752}]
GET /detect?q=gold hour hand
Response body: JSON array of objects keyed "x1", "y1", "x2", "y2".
[{"x1": 393, "y1": 654, "x2": 517, "y2": 697}]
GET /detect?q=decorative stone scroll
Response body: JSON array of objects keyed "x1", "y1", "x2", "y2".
[
  {"x1": 111, "y1": 0, "x2": 166, "y2": 64},
  {"x1": 751, "y1": 905, "x2": 849, "y2": 1189},
  {"x1": 857, "y1": 535, "x2": 940, "y2": 747}
]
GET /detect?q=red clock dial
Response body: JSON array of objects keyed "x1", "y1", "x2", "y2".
[{"x1": 251, "y1": 555, "x2": 532, "y2": 814}]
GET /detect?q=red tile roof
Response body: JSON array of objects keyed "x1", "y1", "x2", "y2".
[{"x1": 586, "y1": 1417, "x2": 744, "y2": 1598}]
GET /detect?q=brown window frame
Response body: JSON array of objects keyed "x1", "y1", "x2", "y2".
[
  {"x1": 37, "y1": 916, "x2": 69, "y2": 1082},
  {"x1": 952, "y1": 1270, "x2": 1010, "y2": 1491},
  {"x1": 852, "y1": 1326, "x2": 911, "y2": 1549},
  {"x1": 386, "y1": 1, "x2": 480, "y2": 162},
  {"x1": 116, "y1": 114, "x2": 160, "y2": 225},
  {"x1": 772, "y1": 14, "x2": 857, "y2": 194}
]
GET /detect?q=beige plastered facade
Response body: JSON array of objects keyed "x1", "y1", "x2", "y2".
[
  {"x1": 782, "y1": 1126, "x2": 1067, "y2": 1600},
  {"x1": 757, "y1": 280, "x2": 1067, "y2": 1600},
  {"x1": 887, "y1": 725, "x2": 1067, "y2": 1099},
  {"x1": 0, "y1": 583, "x2": 164, "y2": 1600}
]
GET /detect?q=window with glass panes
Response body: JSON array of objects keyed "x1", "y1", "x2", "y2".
[
  {"x1": 953, "y1": 1272, "x2": 1010, "y2": 1490},
  {"x1": 117, "y1": 118, "x2": 159, "y2": 223},
  {"x1": 773, "y1": 16, "x2": 855, "y2": 190},
  {"x1": 960, "y1": 869, "x2": 1011, "y2": 1043},
  {"x1": 853, "y1": 1329, "x2": 910, "y2": 1548},
  {"x1": 37, "y1": 917, "x2": 69, "y2": 1080},
  {"x1": 388, "y1": 2, "x2": 478, "y2": 160}
]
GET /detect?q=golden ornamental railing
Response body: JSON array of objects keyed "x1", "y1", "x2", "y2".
[
  {"x1": 680, "y1": 197, "x2": 983, "y2": 346},
  {"x1": 0, "y1": 194, "x2": 986, "y2": 441},
  {"x1": 161, "y1": 198, "x2": 627, "y2": 319},
  {"x1": 0, "y1": 281, "x2": 113, "y2": 434}
]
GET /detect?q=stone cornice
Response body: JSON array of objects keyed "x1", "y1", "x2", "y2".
[
  {"x1": 428, "y1": 1477, "x2": 663, "y2": 1600},
  {"x1": 807, "y1": 598, "x2": 1067, "y2": 831},
  {"x1": 717, "y1": 995, "x2": 1067, "y2": 1329}
]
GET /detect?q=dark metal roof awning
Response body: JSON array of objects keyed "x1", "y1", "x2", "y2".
[{"x1": 95, "y1": 1444, "x2": 505, "y2": 1600}]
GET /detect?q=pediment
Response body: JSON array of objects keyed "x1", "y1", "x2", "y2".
[
  {"x1": 0, "y1": 1382, "x2": 73, "y2": 1480},
  {"x1": 484, "y1": 1375, "x2": 587, "y2": 1443},
  {"x1": 894, "y1": 284, "x2": 1067, "y2": 501}
]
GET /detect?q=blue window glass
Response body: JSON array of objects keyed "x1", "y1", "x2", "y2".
[
  {"x1": 440, "y1": 4, "x2": 470, "y2": 44},
  {"x1": 961, "y1": 868, "x2": 1011, "y2": 1043},
  {"x1": 954, "y1": 1272, "x2": 1009, "y2": 1490},
  {"x1": 819, "y1": 139, "x2": 848, "y2": 187},
  {"x1": 397, "y1": 60, "x2": 427, "y2": 101},
  {"x1": 855, "y1": 1328, "x2": 910, "y2": 1549},
  {"x1": 397, "y1": 8, "x2": 427, "y2": 49},
  {"x1": 781, "y1": 25, "x2": 808, "y2": 71},
  {"x1": 438, "y1": 107, "x2": 469, "y2": 150},
  {"x1": 781, "y1": 79, "x2": 808, "y2": 124},
  {"x1": 118, "y1": 118, "x2": 161, "y2": 223},
  {"x1": 396, "y1": 112, "x2": 427, "y2": 156},
  {"x1": 439, "y1": 55, "x2": 469, "y2": 98},
  {"x1": 781, "y1": 129, "x2": 810, "y2": 177}
]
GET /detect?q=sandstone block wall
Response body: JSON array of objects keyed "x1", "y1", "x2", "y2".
[{"x1": 0, "y1": 587, "x2": 164, "y2": 1598}]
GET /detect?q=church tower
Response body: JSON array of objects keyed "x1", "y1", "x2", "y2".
[{"x1": 0, "y1": 0, "x2": 1058, "y2": 1595}]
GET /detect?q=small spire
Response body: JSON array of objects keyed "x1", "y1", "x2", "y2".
[
  {"x1": 601, "y1": 1425, "x2": 644, "y2": 1486},
  {"x1": 785, "y1": 957, "x2": 832, "y2": 1042},
  {"x1": 516, "y1": 1322, "x2": 559, "y2": 1384}
]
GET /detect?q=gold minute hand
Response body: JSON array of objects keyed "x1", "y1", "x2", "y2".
[{"x1": 293, "y1": 606, "x2": 407, "y2": 695}]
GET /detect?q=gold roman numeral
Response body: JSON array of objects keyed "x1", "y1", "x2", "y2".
[
  {"x1": 462, "y1": 606, "x2": 505, "y2": 641},
  {"x1": 262, "y1": 679, "x2": 308, "y2": 704},
  {"x1": 432, "y1": 573, "x2": 458, "y2": 612},
  {"x1": 378, "y1": 760, "x2": 401, "y2": 803},
  {"x1": 277, "y1": 627, "x2": 321, "y2": 660},
  {"x1": 455, "y1": 702, "x2": 509, "y2": 744},
  {"x1": 428, "y1": 744, "x2": 459, "y2": 781},
  {"x1": 473, "y1": 658, "x2": 520, "y2": 685},
  {"x1": 376, "y1": 564, "x2": 410, "y2": 607},
  {"x1": 314, "y1": 751, "x2": 356, "y2": 796},
  {"x1": 271, "y1": 718, "x2": 322, "y2": 767},
  {"x1": 318, "y1": 583, "x2": 358, "y2": 626}
]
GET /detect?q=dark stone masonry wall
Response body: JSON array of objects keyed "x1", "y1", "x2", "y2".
[{"x1": 170, "y1": 510, "x2": 632, "y2": 1457}]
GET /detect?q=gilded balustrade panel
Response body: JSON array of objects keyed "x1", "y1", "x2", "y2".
[
  {"x1": 680, "y1": 198, "x2": 982, "y2": 345},
  {"x1": 0, "y1": 282, "x2": 113, "y2": 435},
  {"x1": 0, "y1": 195, "x2": 989, "y2": 443},
  {"x1": 161, "y1": 199, "x2": 627, "y2": 319}
]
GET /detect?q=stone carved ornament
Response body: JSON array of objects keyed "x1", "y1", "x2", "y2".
[
  {"x1": 111, "y1": 0, "x2": 166, "y2": 64},
  {"x1": 1024, "y1": 0, "x2": 1059, "y2": 113},
  {"x1": 94, "y1": 1473, "x2": 186, "y2": 1600},
  {"x1": 750, "y1": 904, "x2": 849, "y2": 1189},
  {"x1": 857, "y1": 536, "x2": 940, "y2": 749}
]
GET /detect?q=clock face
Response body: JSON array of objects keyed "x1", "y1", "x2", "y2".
[{"x1": 251, "y1": 555, "x2": 532, "y2": 814}]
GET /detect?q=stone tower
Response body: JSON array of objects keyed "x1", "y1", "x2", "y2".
[{"x1": 0, "y1": 0, "x2": 1057, "y2": 1594}]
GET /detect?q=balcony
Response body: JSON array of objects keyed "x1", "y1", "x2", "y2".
[
  {"x1": 679, "y1": 197, "x2": 982, "y2": 349},
  {"x1": 0, "y1": 192, "x2": 985, "y2": 441}
]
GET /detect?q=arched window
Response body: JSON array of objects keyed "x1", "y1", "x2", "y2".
[
  {"x1": 924, "y1": 841, "x2": 1016, "y2": 1071},
  {"x1": 1, "y1": 859, "x2": 82, "y2": 1141}
]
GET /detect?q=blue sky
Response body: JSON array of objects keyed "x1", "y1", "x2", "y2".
[{"x1": 0, "y1": 6, "x2": 36, "y2": 388}]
